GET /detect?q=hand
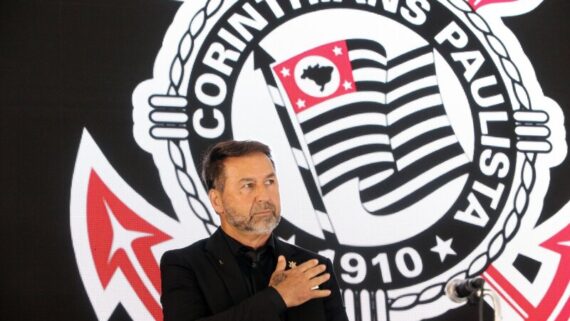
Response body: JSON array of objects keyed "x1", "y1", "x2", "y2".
[{"x1": 269, "y1": 255, "x2": 332, "y2": 307}]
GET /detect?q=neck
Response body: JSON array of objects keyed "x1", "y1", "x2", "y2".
[{"x1": 221, "y1": 224, "x2": 271, "y2": 249}]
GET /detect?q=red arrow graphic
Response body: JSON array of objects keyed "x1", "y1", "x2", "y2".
[
  {"x1": 536, "y1": 223, "x2": 570, "y2": 321},
  {"x1": 484, "y1": 223, "x2": 570, "y2": 321},
  {"x1": 87, "y1": 170, "x2": 172, "y2": 321}
]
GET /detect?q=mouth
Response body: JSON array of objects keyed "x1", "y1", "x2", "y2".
[
  {"x1": 251, "y1": 201, "x2": 276, "y2": 217},
  {"x1": 252, "y1": 210, "x2": 273, "y2": 216}
]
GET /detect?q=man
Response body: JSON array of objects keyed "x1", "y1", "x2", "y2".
[{"x1": 160, "y1": 140, "x2": 348, "y2": 321}]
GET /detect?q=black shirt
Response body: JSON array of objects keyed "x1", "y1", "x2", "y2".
[{"x1": 221, "y1": 230, "x2": 287, "y2": 317}]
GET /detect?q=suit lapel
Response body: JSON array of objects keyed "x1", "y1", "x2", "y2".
[
  {"x1": 275, "y1": 238, "x2": 312, "y2": 273},
  {"x1": 205, "y1": 229, "x2": 250, "y2": 305},
  {"x1": 275, "y1": 238, "x2": 297, "y2": 268},
  {"x1": 275, "y1": 239, "x2": 326, "y2": 321}
]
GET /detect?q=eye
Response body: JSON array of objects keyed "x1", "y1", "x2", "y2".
[
  {"x1": 265, "y1": 178, "x2": 275, "y2": 185},
  {"x1": 242, "y1": 182, "x2": 254, "y2": 189}
]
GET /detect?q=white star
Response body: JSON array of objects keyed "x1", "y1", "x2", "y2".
[
  {"x1": 280, "y1": 67, "x2": 290, "y2": 77},
  {"x1": 342, "y1": 80, "x2": 352, "y2": 90},
  {"x1": 430, "y1": 236, "x2": 456, "y2": 262},
  {"x1": 332, "y1": 46, "x2": 343, "y2": 56},
  {"x1": 296, "y1": 99, "x2": 306, "y2": 109},
  {"x1": 106, "y1": 201, "x2": 151, "y2": 260}
]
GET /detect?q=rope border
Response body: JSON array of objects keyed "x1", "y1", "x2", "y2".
[{"x1": 157, "y1": 0, "x2": 538, "y2": 312}]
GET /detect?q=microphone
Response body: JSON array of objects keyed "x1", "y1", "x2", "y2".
[{"x1": 445, "y1": 277, "x2": 486, "y2": 303}]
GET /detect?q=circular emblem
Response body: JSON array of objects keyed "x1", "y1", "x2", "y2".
[{"x1": 132, "y1": 0, "x2": 562, "y2": 319}]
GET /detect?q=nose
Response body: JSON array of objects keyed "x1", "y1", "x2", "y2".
[{"x1": 254, "y1": 185, "x2": 271, "y2": 202}]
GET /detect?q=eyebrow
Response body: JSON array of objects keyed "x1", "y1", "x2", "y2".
[{"x1": 238, "y1": 173, "x2": 276, "y2": 183}]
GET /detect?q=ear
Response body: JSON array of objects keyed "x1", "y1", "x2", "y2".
[{"x1": 208, "y1": 189, "x2": 224, "y2": 215}]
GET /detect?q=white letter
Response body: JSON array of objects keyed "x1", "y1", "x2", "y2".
[
  {"x1": 203, "y1": 42, "x2": 239, "y2": 76},
  {"x1": 479, "y1": 111, "x2": 508, "y2": 135},
  {"x1": 454, "y1": 193, "x2": 489, "y2": 227},
  {"x1": 435, "y1": 21, "x2": 468, "y2": 49},
  {"x1": 218, "y1": 28, "x2": 246, "y2": 52},
  {"x1": 256, "y1": 0, "x2": 284, "y2": 18},
  {"x1": 381, "y1": 0, "x2": 400, "y2": 13},
  {"x1": 195, "y1": 73, "x2": 227, "y2": 106},
  {"x1": 473, "y1": 181, "x2": 504, "y2": 210},
  {"x1": 471, "y1": 75, "x2": 505, "y2": 107},
  {"x1": 228, "y1": 3, "x2": 268, "y2": 41},
  {"x1": 401, "y1": 0, "x2": 430, "y2": 25},
  {"x1": 479, "y1": 149, "x2": 510, "y2": 179},
  {"x1": 192, "y1": 108, "x2": 225, "y2": 139},
  {"x1": 451, "y1": 50, "x2": 484, "y2": 82}
]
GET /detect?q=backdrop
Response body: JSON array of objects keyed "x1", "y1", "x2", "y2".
[{"x1": 1, "y1": 0, "x2": 569, "y2": 321}]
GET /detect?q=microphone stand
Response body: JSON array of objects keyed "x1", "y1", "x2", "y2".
[
  {"x1": 446, "y1": 279, "x2": 503, "y2": 321},
  {"x1": 466, "y1": 286, "x2": 503, "y2": 321},
  {"x1": 483, "y1": 289, "x2": 503, "y2": 321}
]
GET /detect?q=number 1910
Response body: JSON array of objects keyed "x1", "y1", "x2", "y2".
[{"x1": 324, "y1": 247, "x2": 423, "y2": 284}]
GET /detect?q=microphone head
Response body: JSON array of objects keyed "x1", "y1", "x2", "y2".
[
  {"x1": 445, "y1": 277, "x2": 486, "y2": 304},
  {"x1": 471, "y1": 277, "x2": 485, "y2": 289},
  {"x1": 445, "y1": 279, "x2": 467, "y2": 303}
]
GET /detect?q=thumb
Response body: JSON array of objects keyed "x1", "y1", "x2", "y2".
[{"x1": 275, "y1": 255, "x2": 286, "y2": 272}]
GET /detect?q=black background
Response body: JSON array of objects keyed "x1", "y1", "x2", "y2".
[{"x1": 1, "y1": 0, "x2": 568, "y2": 320}]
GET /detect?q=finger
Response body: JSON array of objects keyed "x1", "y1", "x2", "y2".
[
  {"x1": 297, "y1": 259, "x2": 319, "y2": 272},
  {"x1": 304, "y1": 264, "x2": 327, "y2": 279},
  {"x1": 274, "y1": 255, "x2": 286, "y2": 272},
  {"x1": 309, "y1": 273, "x2": 330, "y2": 288},
  {"x1": 308, "y1": 289, "x2": 331, "y2": 299}
]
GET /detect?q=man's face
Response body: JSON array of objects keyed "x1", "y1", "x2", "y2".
[{"x1": 209, "y1": 152, "x2": 281, "y2": 235}]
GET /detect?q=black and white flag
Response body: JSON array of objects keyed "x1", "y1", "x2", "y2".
[{"x1": 271, "y1": 39, "x2": 470, "y2": 215}]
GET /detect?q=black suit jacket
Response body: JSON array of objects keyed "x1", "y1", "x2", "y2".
[{"x1": 160, "y1": 228, "x2": 348, "y2": 321}]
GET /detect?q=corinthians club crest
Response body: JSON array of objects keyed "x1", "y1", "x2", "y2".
[{"x1": 71, "y1": 0, "x2": 568, "y2": 320}]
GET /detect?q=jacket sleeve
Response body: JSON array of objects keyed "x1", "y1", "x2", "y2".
[
  {"x1": 160, "y1": 250, "x2": 286, "y2": 321},
  {"x1": 323, "y1": 259, "x2": 349, "y2": 321}
]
